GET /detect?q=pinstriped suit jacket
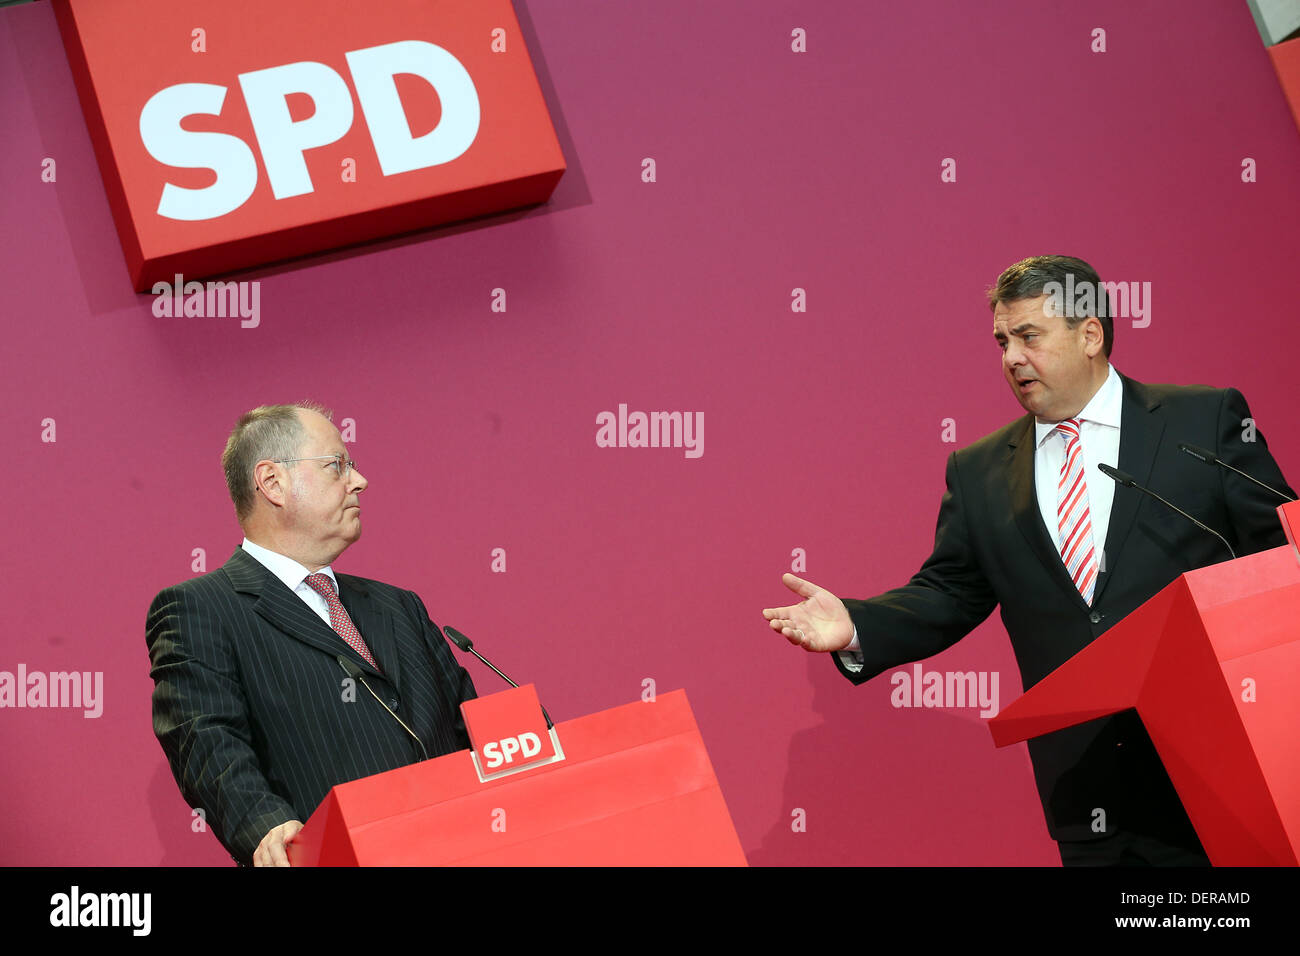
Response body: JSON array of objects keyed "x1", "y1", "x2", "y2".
[{"x1": 146, "y1": 546, "x2": 475, "y2": 864}]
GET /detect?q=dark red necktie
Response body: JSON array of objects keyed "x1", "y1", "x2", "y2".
[{"x1": 304, "y1": 573, "x2": 381, "y2": 671}]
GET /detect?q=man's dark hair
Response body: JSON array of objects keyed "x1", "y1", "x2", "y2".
[
  {"x1": 222, "y1": 402, "x2": 333, "y2": 522},
  {"x1": 987, "y1": 255, "x2": 1114, "y2": 358}
]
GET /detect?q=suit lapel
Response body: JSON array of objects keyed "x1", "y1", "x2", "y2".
[
  {"x1": 1008, "y1": 417, "x2": 1091, "y2": 612},
  {"x1": 337, "y1": 575, "x2": 400, "y2": 688},
  {"x1": 1007, "y1": 373, "x2": 1165, "y2": 609},
  {"x1": 1091, "y1": 374, "x2": 1164, "y2": 605},
  {"x1": 221, "y1": 548, "x2": 385, "y2": 678}
]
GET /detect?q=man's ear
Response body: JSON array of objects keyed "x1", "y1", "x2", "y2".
[
  {"x1": 252, "y1": 460, "x2": 289, "y2": 509},
  {"x1": 1082, "y1": 316, "x2": 1105, "y2": 358}
]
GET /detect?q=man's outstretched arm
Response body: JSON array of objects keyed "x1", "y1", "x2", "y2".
[{"x1": 763, "y1": 450, "x2": 998, "y2": 683}]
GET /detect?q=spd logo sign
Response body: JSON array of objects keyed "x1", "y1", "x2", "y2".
[
  {"x1": 461, "y1": 684, "x2": 559, "y2": 781},
  {"x1": 54, "y1": 0, "x2": 565, "y2": 290}
]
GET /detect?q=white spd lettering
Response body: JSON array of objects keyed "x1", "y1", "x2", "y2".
[
  {"x1": 139, "y1": 40, "x2": 481, "y2": 221},
  {"x1": 481, "y1": 732, "x2": 543, "y2": 769}
]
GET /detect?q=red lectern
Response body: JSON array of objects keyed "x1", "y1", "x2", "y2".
[
  {"x1": 287, "y1": 688, "x2": 747, "y2": 865},
  {"x1": 990, "y1": 501, "x2": 1300, "y2": 866}
]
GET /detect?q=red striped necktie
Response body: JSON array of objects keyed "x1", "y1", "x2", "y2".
[{"x1": 1056, "y1": 418, "x2": 1099, "y2": 605}]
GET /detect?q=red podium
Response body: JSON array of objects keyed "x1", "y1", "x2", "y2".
[
  {"x1": 287, "y1": 689, "x2": 747, "y2": 865},
  {"x1": 989, "y1": 502, "x2": 1300, "y2": 865}
]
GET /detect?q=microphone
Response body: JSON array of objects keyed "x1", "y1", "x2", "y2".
[
  {"x1": 444, "y1": 626, "x2": 554, "y2": 730},
  {"x1": 1097, "y1": 463, "x2": 1235, "y2": 559},
  {"x1": 1178, "y1": 442, "x2": 1296, "y2": 503},
  {"x1": 335, "y1": 655, "x2": 429, "y2": 761}
]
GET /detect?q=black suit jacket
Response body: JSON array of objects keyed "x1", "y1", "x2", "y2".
[
  {"x1": 836, "y1": 372, "x2": 1295, "y2": 843},
  {"x1": 146, "y1": 547, "x2": 476, "y2": 864}
]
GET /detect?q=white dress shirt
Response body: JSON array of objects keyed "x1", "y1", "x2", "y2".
[
  {"x1": 1032, "y1": 362, "x2": 1121, "y2": 568},
  {"x1": 840, "y1": 363, "x2": 1123, "y2": 667},
  {"x1": 240, "y1": 537, "x2": 339, "y2": 627}
]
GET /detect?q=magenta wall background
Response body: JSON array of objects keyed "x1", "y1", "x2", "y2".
[{"x1": 2, "y1": 0, "x2": 1297, "y2": 866}]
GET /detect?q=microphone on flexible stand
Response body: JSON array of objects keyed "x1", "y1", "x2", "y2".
[
  {"x1": 1177, "y1": 442, "x2": 1296, "y2": 503},
  {"x1": 443, "y1": 626, "x2": 554, "y2": 730},
  {"x1": 1097, "y1": 463, "x2": 1236, "y2": 560},
  {"x1": 335, "y1": 655, "x2": 429, "y2": 760}
]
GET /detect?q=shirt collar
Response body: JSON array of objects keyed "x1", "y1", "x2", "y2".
[
  {"x1": 241, "y1": 537, "x2": 338, "y2": 594},
  {"x1": 1034, "y1": 363, "x2": 1122, "y2": 448}
]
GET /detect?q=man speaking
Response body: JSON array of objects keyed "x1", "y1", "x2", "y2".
[
  {"x1": 763, "y1": 255, "x2": 1295, "y2": 865},
  {"x1": 147, "y1": 403, "x2": 475, "y2": 866}
]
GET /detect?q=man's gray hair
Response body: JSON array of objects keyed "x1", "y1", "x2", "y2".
[{"x1": 222, "y1": 402, "x2": 333, "y2": 521}]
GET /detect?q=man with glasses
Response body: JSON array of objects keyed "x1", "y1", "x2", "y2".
[{"x1": 146, "y1": 402, "x2": 476, "y2": 866}]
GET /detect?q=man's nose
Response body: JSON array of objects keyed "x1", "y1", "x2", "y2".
[{"x1": 350, "y1": 468, "x2": 368, "y2": 492}]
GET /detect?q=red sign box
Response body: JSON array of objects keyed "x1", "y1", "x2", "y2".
[
  {"x1": 54, "y1": 0, "x2": 565, "y2": 290},
  {"x1": 1279, "y1": 500, "x2": 1300, "y2": 565},
  {"x1": 460, "y1": 684, "x2": 556, "y2": 777}
]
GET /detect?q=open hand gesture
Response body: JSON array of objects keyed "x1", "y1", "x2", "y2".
[{"x1": 762, "y1": 573, "x2": 853, "y2": 653}]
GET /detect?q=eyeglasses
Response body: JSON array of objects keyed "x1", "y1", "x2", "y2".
[{"x1": 271, "y1": 454, "x2": 356, "y2": 479}]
